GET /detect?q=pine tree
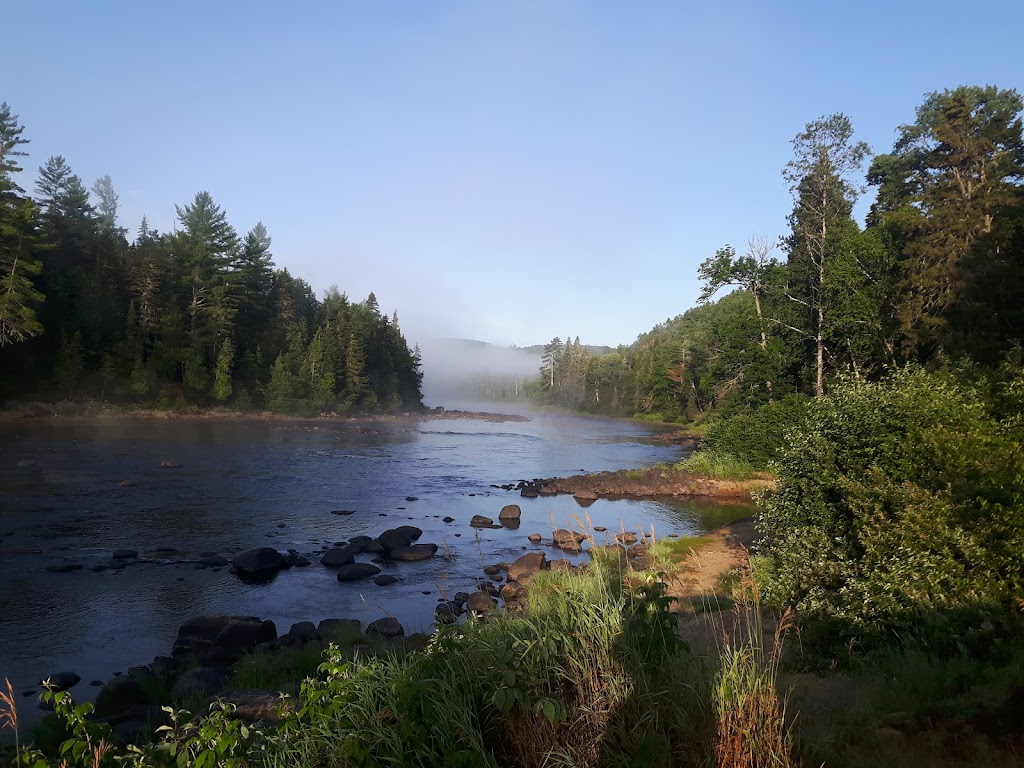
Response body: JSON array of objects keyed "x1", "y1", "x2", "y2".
[{"x1": 213, "y1": 338, "x2": 234, "y2": 401}]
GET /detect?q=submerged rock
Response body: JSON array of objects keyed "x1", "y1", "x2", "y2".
[
  {"x1": 375, "y1": 526, "x2": 422, "y2": 553},
  {"x1": 320, "y1": 547, "x2": 356, "y2": 568},
  {"x1": 389, "y1": 543, "x2": 438, "y2": 562},
  {"x1": 336, "y1": 563, "x2": 382, "y2": 581}
]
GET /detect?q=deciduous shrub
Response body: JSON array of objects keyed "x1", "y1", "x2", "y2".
[{"x1": 756, "y1": 368, "x2": 1024, "y2": 650}]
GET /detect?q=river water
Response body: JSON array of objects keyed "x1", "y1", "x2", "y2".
[{"x1": 0, "y1": 406, "x2": 751, "y2": 709}]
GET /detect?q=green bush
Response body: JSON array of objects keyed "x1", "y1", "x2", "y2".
[
  {"x1": 756, "y1": 368, "x2": 1024, "y2": 649},
  {"x1": 700, "y1": 394, "x2": 810, "y2": 470}
]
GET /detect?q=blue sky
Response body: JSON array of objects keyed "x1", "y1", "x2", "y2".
[{"x1": 5, "y1": 1, "x2": 1023, "y2": 348}]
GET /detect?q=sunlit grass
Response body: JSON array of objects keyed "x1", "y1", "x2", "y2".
[{"x1": 674, "y1": 449, "x2": 761, "y2": 480}]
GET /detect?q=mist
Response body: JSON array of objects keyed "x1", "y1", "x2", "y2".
[{"x1": 416, "y1": 337, "x2": 542, "y2": 408}]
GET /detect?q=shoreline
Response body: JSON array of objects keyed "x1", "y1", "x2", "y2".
[
  {"x1": 531, "y1": 465, "x2": 774, "y2": 502},
  {"x1": 0, "y1": 403, "x2": 530, "y2": 425}
]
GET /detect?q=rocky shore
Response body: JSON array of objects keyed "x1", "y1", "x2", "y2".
[{"x1": 513, "y1": 466, "x2": 774, "y2": 502}]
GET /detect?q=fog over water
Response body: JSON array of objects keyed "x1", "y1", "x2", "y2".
[{"x1": 417, "y1": 337, "x2": 541, "y2": 406}]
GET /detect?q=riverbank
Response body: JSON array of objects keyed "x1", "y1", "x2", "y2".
[
  {"x1": 0, "y1": 401, "x2": 529, "y2": 424},
  {"x1": 531, "y1": 464, "x2": 774, "y2": 502}
]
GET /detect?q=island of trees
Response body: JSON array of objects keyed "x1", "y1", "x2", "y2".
[{"x1": 0, "y1": 103, "x2": 423, "y2": 414}]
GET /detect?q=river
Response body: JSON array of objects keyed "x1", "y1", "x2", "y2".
[{"x1": 0, "y1": 406, "x2": 752, "y2": 711}]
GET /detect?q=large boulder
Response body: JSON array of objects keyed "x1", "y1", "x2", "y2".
[
  {"x1": 389, "y1": 543, "x2": 438, "y2": 562},
  {"x1": 232, "y1": 548, "x2": 288, "y2": 582},
  {"x1": 498, "y1": 504, "x2": 521, "y2": 521},
  {"x1": 507, "y1": 552, "x2": 547, "y2": 583},
  {"x1": 375, "y1": 526, "x2": 422, "y2": 553},
  {"x1": 172, "y1": 616, "x2": 277, "y2": 661},
  {"x1": 366, "y1": 617, "x2": 404, "y2": 639},
  {"x1": 320, "y1": 546, "x2": 357, "y2": 567},
  {"x1": 213, "y1": 689, "x2": 290, "y2": 725},
  {"x1": 336, "y1": 563, "x2": 382, "y2": 581}
]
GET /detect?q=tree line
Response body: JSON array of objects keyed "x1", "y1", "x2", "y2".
[
  {"x1": 532, "y1": 85, "x2": 1024, "y2": 421},
  {"x1": 0, "y1": 102, "x2": 423, "y2": 414}
]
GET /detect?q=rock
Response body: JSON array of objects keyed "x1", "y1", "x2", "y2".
[
  {"x1": 214, "y1": 689, "x2": 289, "y2": 725},
  {"x1": 508, "y1": 552, "x2": 548, "y2": 583},
  {"x1": 93, "y1": 676, "x2": 144, "y2": 717},
  {"x1": 469, "y1": 515, "x2": 493, "y2": 527},
  {"x1": 453, "y1": 592, "x2": 469, "y2": 607},
  {"x1": 199, "y1": 554, "x2": 229, "y2": 567},
  {"x1": 42, "y1": 671, "x2": 80, "y2": 691},
  {"x1": 366, "y1": 617, "x2": 404, "y2": 639},
  {"x1": 171, "y1": 667, "x2": 232, "y2": 699},
  {"x1": 45, "y1": 562, "x2": 83, "y2": 573},
  {"x1": 318, "y1": 618, "x2": 362, "y2": 640},
  {"x1": 573, "y1": 489, "x2": 598, "y2": 501},
  {"x1": 89, "y1": 680, "x2": 103, "y2": 687},
  {"x1": 375, "y1": 526, "x2": 423, "y2": 553},
  {"x1": 92, "y1": 564, "x2": 108, "y2": 572},
  {"x1": 614, "y1": 532, "x2": 639, "y2": 546},
  {"x1": 489, "y1": 574, "x2": 503, "y2": 582},
  {"x1": 405, "y1": 496, "x2": 419, "y2": 502},
  {"x1": 435, "y1": 602, "x2": 459, "y2": 624},
  {"x1": 159, "y1": 460, "x2": 182, "y2": 468},
  {"x1": 527, "y1": 533, "x2": 542, "y2": 543},
  {"x1": 552, "y1": 529, "x2": 586, "y2": 553},
  {"x1": 330, "y1": 509, "x2": 355, "y2": 516},
  {"x1": 389, "y1": 543, "x2": 438, "y2": 562},
  {"x1": 349, "y1": 535, "x2": 373, "y2": 548},
  {"x1": 501, "y1": 581, "x2": 528, "y2": 610},
  {"x1": 498, "y1": 504, "x2": 522, "y2": 521},
  {"x1": 119, "y1": 480, "x2": 134, "y2": 487},
  {"x1": 442, "y1": 516, "x2": 455, "y2": 523},
  {"x1": 336, "y1": 563, "x2": 382, "y2": 581},
  {"x1": 320, "y1": 546, "x2": 356, "y2": 568},
  {"x1": 549, "y1": 559, "x2": 577, "y2": 572},
  {"x1": 150, "y1": 656, "x2": 175, "y2": 676},
  {"x1": 483, "y1": 564, "x2": 502, "y2": 575},
  {"x1": 112, "y1": 549, "x2": 138, "y2": 559},
  {"x1": 521, "y1": 488, "x2": 539, "y2": 498},
  {"x1": 232, "y1": 548, "x2": 288, "y2": 582},
  {"x1": 593, "y1": 526, "x2": 607, "y2": 533},
  {"x1": 285, "y1": 553, "x2": 311, "y2": 567},
  {"x1": 362, "y1": 540, "x2": 385, "y2": 553},
  {"x1": 288, "y1": 621, "x2": 317, "y2": 643},
  {"x1": 374, "y1": 575, "x2": 399, "y2": 586},
  {"x1": 173, "y1": 616, "x2": 277, "y2": 661},
  {"x1": 467, "y1": 590, "x2": 497, "y2": 615}
]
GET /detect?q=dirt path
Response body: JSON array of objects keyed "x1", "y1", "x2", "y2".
[{"x1": 665, "y1": 516, "x2": 761, "y2": 660}]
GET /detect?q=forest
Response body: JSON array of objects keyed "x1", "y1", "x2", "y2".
[
  {"x1": 0, "y1": 103, "x2": 424, "y2": 414},
  {"x1": 531, "y1": 85, "x2": 1024, "y2": 435}
]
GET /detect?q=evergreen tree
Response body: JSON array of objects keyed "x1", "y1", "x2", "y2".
[{"x1": 783, "y1": 114, "x2": 871, "y2": 397}]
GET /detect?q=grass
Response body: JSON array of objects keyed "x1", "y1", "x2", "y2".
[
  {"x1": 674, "y1": 449, "x2": 762, "y2": 480},
  {"x1": 647, "y1": 535, "x2": 712, "y2": 572},
  {"x1": 232, "y1": 642, "x2": 336, "y2": 691}
]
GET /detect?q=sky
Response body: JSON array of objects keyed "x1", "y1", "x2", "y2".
[{"x1": 5, "y1": 1, "x2": 1023, "y2": 350}]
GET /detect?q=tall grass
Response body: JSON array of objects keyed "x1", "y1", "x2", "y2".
[
  {"x1": 675, "y1": 450, "x2": 761, "y2": 481},
  {"x1": 713, "y1": 581, "x2": 798, "y2": 768}
]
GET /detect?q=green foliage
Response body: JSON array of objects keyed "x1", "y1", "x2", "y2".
[
  {"x1": 674, "y1": 450, "x2": 761, "y2": 480},
  {"x1": 757, "y1": 367, "x2": 1024, "y2": 649},
  {"x1": 700, "y1": 394, "x2": 810, "y2": 470}
]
